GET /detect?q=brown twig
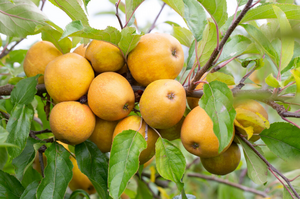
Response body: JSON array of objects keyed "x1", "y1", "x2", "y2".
[
  {"x1": 148, "y1": 3, "x2": 166, "y2": 33},
  {"x1": 186, "y1": 157, "x2": 200, "y2": 170},
  {"x1": 232, "y1": 65, "x2": 258, "y2": 92},
  {"x1": 187, "y1": 173, "x2": 269, "y2": 197},
  {"x1": 115, "y1": 1, "x2": 123, "y2": 29},
  {"x1": 38, "y1": 145, "x2": 47, "y2": 178}
]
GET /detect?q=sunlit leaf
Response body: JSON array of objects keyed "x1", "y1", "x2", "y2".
[
  {"x1": 265, "y1": 73, "x2": 281, "y2": 88},
  {"x1": 291, "y1": 68, "x2": 300, "y2": 103},
  {"x1": 206, "y1": 72, "x2": 235, "y2": 85},
  {"x1": 172, "y1": 26, "x2": 194, "y2": 47},
  {"x1": 125, "y1": 0, "x2": 144, "y2": 25},
  {"x1": 162, "y1": 0, "x2": 184, "y2": 16},
  {"x1": 118, "y1": 27, "x2": 141, "y2": 57}
]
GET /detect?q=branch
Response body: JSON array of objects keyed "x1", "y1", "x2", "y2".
[
  {"x1": 187, "y1": 173, "x2": 269, "y2": 198},
  {"x1": 38, "y1": 145, "x2": 47, "y2": 178},
  {"x1": 186, "y1": 0, "x2": 254, "y2": 94},
  {"x1": 148, "y1": 3, "x2": 166, "y2": 33},
  {"x1": 115, "y1": 1, "x2": 123, "y2": 29},
  {"x1": 0, "y1": 84, "x2": 46, "y2": 96}
]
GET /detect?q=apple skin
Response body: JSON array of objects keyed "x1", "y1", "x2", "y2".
[{"x1": 127, "y1": 33, "x2": 184, "y2": 86}]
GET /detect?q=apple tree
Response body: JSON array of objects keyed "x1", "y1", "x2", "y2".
[{"x1": 0, "y1": 0, "x2": 300, "y2": 198}]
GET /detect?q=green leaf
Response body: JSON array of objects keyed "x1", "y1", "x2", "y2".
[
  {"x1": 118, "y1": 27, "x2": 141, "y2": 57},
  {"x1": 241, "y1": 24, "x2": 279, "y2": 66},
  {"x1": 199, "y1": 81, "x2": 236, "y2": 153},
  {"x1": 197, "y1": 22, "x2": 218, "y2": 67},
  {"x1": 162, "y1": 0, "x2": 184, "y2": 16},
  {"x1": 265, "y1": 73, "x2": 280, "y2": 88},
  {"x1": 236, "y1": 136, "x2": 268, "y2": 185},
  {"x1": 217, "y1": 175, "x2": 245, "y2": 199},
  {"x1": 236, "y1": 0, "x2": 248, "y2": 6},
  {"x1": 69, "y1": 190, "x2": 91, "y2": 199},
  {"x1": 283, "y1": 186, "x2": 300, "y2": 199},
  {"x1": 12, "y1": 137, "x2": 39, "y2": 180},
  {"x1": 125, "y1": 0, "x2": 144, "y2": 24},
  {"x1": 20, "y1": 180, "x2": 39, "y2": 199},
  {"x1": 0, "y1": 148, "x2": 7, "y2": 169},
  {"x1": 186, "y1": 40, "x2": 196, "y2": 70},
  {"x1": 36, "y1": 142, "x2": 73, "y2": 199},
  {"x1": 291, "y1": 68, "x2": 300, "y2": 103},
  {"x1": 6, "y1": 104, "x2": 34, "y2": 158},
  {"x1": 260, "y1": 122, "x2": 300, "y2": 162},
  {"x1": 182, "y1": 0, "x2": 207, "y2": 41},
  {"x1": 0, "y1": 0, "x2": 48, "y2": 38},
  {"x1": 36, "y1": 25, "x2": 72, "y2": 54},
  {"x1": 48, "y1": 0, "x2": 89, "y2": 26},
  {"x1": 11, "y1": 75, "x2": 39, "y2": 105},
  {"x1": 22, "y1": 166, "x2": 42, "y2": 188},
  {"x1": 4, "y1": 49, "x2": 27, "y2": 65},
  {"x1": 155, "y1": 137, "x2": 186, "y2": 191},
  {"x1": 241, "y1": 4, "x2": 300, "y2": 23},
  {"x1": 197, "y1": 0, "x2": 228, "y2": 27},
  {"x1": 0, "y1": 125, "x2": 19, "y2": 148},
  {"x1": 75, "y1": 140, "x2": 109, "y2": 199},
  {"x1": 108, "y1": 130, "x2": 147, "y2": 199},
  {"x1": 217, "y1": 35, "x2": 252, "y2": 64},
  {"x1": 0, "y1": 170, "x2": 25, "y2": 199},
  {"x1": 172, "y1": 26, "x2": 194, "y2": 47},
  {"x1": 35, "y1": 96, "x2": 50, "y2": 130},
  {"x1": 135, "y1": 178, "x2": 153, "y2": 199},
  {"x1": 61, "y1": 21, "x2": 121, "y2": 46},
  {"x1": 273, "y1": 5, "x2": 294, "y2": 71},
  {"x1": 206, "y1": 72, "x2": 235, "y2": 85}
]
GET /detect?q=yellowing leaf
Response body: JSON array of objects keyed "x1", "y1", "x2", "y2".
[
  {"x1": 157, "y1": 187, "x2": 170, "y2": 199},
  {"x1": 256, "y1": 112, "x2": 270, "y2": 129},
  {"x1": 150, "y1": 166, "x2": 156, "y2": 183},
  {"x1": 235, "y1": 108, "x2": 269, "y2": 129},
  {"x1": 234, "y1": 119, "x2": 254, "y2": 139},
  {"x1": 291, "y1": 69, "x2": 300, "y2": 104}
]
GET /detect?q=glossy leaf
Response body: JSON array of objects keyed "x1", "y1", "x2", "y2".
[
  {"x1": 172, "y1": 26, "x2": 194, "y2": 47},
  {"x1": 162, "y1": 0, "x2": 184, "y2": 16},
  {"x1": 75, "y1": 140, "x2": 109, "y2": 199},
  {"x1": 273, "y1": 5, "x2": 294, "y2": 71},
  {"x1": 183, "y1": 0, "x2": 206, "y2": 41},
  {"x1": 61, "y1": 21, "x2": 121, "y2": 46},
  {"x1": 125, "y1": 0, "x2": 144, "y2": 24},
  {"x1": 241, "y1": 24, "x2": 279, "y2": 66},
  {"x1": 260, "y1": 122, "x2": 300, "y2": 162},
  {"x1": 0, "y1": 0, "x2": 48, "y2": 38},
  {"x1": 48, "y1": 0, "x2": 89, "y2": 26},
  {"x1": 265, "y1": 73, "x2": 280, "y2": 88},
  {"x1": 135, "y1": 178, "x2": 153, "y2": 199},
  {"x1": 36, "y1": 142, "x2": 73, "y2": 199},
  {"x1": 20, "y1": 180, "x2": 39, "y2": 199},
  {"x1": 0, "y1": 170, "x2": 24, "y2": 199},
  {"x1": 198, "y1": 0, "x2": 228, "y2": 27},
  {"x1": 11, "y1": 75, "x2": 39, "y2": 105},
  {"x1": 241, "y1": 4, "x2": 300, "y2": 23},
  {"x1": 118, "y1": 27, "x2": 141, "y2": 57},
  {"x1": 206, "y1": 72, "x2": 235, "y2": 85},
  {"x1": 236, "y1": 136, "x2": 268, "y2": 185},
  {"x1": 156, "y1": 137, "x2": 186, "y2": 191},
  {"x1": 199, "y1": 81, "x2": 236, "y2": 153},
  {"x1": 6, "y1": 104, "x2": 34, "y2": 158},
  {"x1": 108, "y1": 130, "x2": 147, "y2": 199}
]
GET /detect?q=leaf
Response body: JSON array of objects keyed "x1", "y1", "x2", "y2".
[
  {"x1": 0, "y1": 170, "x2": 25, "y2": 199},
  {"x1": 69, "y1": 190, "x2": 91, "y2": 199},
  {"x1": 260, "y1": 122, "x2": 300, "y2": 162},
  {"x1": 234, "y1": 119, "x2": 254, "y2": 139},
  {"x1": 48, "y1": 0, "x2": 89, "y2": 26},
  {"x1": 172, "y1": 26, "x2": 194, "y2": 47},
  {"x1": 20, "y1": 180, "x2": 39, "y2": 199},
  {"x1": 241, "y1": 4, "x2": 300, "y2": 23},
  {"x1": 186, "y1": 40, "x2": 196, "y2": 70},
  {"x1": 0, "y1": 148, "x2": 7, "y2": 169},
  {"x1": 125, "y1": 0, "x2": 144, "y2": 24},
  {"x1": 199, "y1": 81, "x2": 236, "y2": 153},
  {"x1": 0, "y1": 126, "x2": 19, "y2": 148},
  {"x1": 135, "y1": 178, "x2": 153, "y2": 199},
  {"x1": 36, "y1": 142, "x2": 73, "y2": 199},
  {"x1": 5, "y1": 104, "x2": 34, "y2": 158},
  {"x1": 241, "y1": 24, "x2": 279, "y2": 66},
  {"x1": 217, "y1": 175, "x2": 245, "y2": 199},
  {"x1": 236, "y1": 0, "x2": 248, "y2": 6},
  {"x1": 155, "y1": 137, "x2": 186, "y2": 191},
  {"x1": 265, "y1": 73, "x2": 281, "y2": 88},
  {"x1": 236, "y1": 136, "x2": 268, "y2": 185},
  {"x1": 61, "y1": 21, "x2": 121, "y2": 46},
  {"x1": 273, "y1": 5, "x2": 294, "y2": 71},
  {"x1": 206, "y1": 72, "x2": 235, "y2": 85},
  {"x1": 21, "y1": 166, "x2": 42, "y2": 188},
  {"x1": 162, "y1": 0, "x2": 184, "y2": 16},
  {"x1": 291, "y1": 68, "x2": 300, "y2": 103},
  {"x1": 283, "y1": 186, "x2": 300, "y2": 199},
  {"x1": 118, "y1": 27, "x2": 141, "y2": 57},
  {"x1": 197, "y1": 0, "x2": 228, "y2": 27},
  {"x1": 0, "y1": 0, "x2": 48, "y2": 38},
  {"x1": 36, "y1": 25, "x2": 72, "y2": 54},
  {"x1": 197, "y1": 22, "x2": 218, "y2": 67},
  {"x1": 75, "y1": 140, "x2": 109, "y2": 199},
  {"x1": 182, "y1": 0, "x2": 207, "y2": 41},
  {"x1": 11, "y1": 75, "x2": 39, "y2": 105},
  {"x1": 108, "y1": 130, "x2": 147, "y2": 199}
]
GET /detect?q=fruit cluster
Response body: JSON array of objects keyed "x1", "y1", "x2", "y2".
[{"x1": 24, "y1": 32, "x2": 269, "y2": 194}]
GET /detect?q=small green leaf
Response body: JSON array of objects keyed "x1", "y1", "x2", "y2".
[
  {"x1": 198, "y1": 0, "x2": 228, "y2": 27},
  {"x1": 118, "y1": 27, "x2": 141, "y2": 57},
  {"x1": 6, "y1": 104, "x2": 34, "y2": 158},
  {"x1": 75, "y1": 140, "x2": 109, "y2": 199},
  {"x1": 20, "y1": 180, "x2": 39, "y2": 199},
  {"x1": 125, "y1": 0, "x2": 144, "y2": 24},
  {"x1": 199, "y1": 81, "x2": 236, "y2": 153},
  {"x1": 236, "y1": 136, "x2": 268, "y2": 185},
  {"x1": 182, "y1": 0, "x2": 207, "y2": 41},
  {"x1": 69, "y1": 190, "x2": 91, "y2": 199},
  {"x1": 36, "y1": 142, "x2": 73, "y2": 199},
  {"x1": 172, "y1": 26, "x2": 194, "y2": 47},
  {"x1": 108, "y1": 130, "x2": 147, "y2": 199},
  {"x1": 206, "y1": 72, "x2": 235, "y2": 85},
  {"x1": 0, "y1": 0, "x2": 48, "y2": 38},
  {"x1": 291, "y1": 68, "x2": 300, "y2": 103},
  {"x1": 162, "y1": 0, "x2": 184, "y2": 16},
  {"x1": 273, "y1": 5, "x2": 294, "y2": 71},
  {"x1": 135, "y1": 178, "x2": 153, "y2": 199},
  {"x1": 61, "y1": 22, "x2": 121, "y2": 46},
  {"x1": 155, "y1": 137, "x2": 186, "y2": 191},
  {"x1": 0, "y1": 170, "x2": 25, "y2": 199},
  {"x1": 265, "y1": 73, "x2": 280, "y2": 88},
  {"x1": 11, "y1": 75, "x2": 39, "y2": 105},
  {"x1": 260, "y1": 122, "x2": 300, "y2": 162}
]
